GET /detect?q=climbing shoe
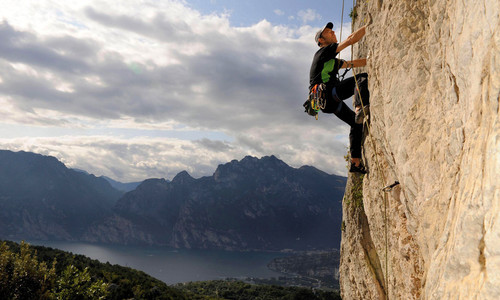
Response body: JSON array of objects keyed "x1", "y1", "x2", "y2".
[
  {"x1": 349, "y1": 162, "x2": 367, "y2": 174},
  {"x1": 355, "y1": 105, "x2": 370, "y2": 124}
]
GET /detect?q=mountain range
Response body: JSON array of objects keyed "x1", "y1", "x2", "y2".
[
  {"x1": 0, "y1": 150, "x2": 346, "y2": 251},
  {"x1": 0, "y1": 150, "x2": 123, "y2": 240}
]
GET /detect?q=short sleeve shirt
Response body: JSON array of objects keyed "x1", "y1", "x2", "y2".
[{"x1": 309, "y1": 43, "x2": 341, "y2": 89}]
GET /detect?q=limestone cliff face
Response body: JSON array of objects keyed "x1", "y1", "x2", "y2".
[{"x1": 340, "y1": 0, "x2": 499, "y2": 299}]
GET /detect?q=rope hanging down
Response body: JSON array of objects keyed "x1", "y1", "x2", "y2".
[
  {"x1": 351, "y1": 54, "x2": 391, "y2": 300},
  {"x1": 337, "y1": 0, "x2": 350, "y2": 82},
  {"x1": 339, "y1": 1, "x2": 394, "y2": 297}
]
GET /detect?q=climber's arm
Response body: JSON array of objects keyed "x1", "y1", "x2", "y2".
[
  {"x1": 340, "y1": 58, "x2": 367, "y2": 68},
  {"x1": 337, "y1": 25, "x2": 366, "y2": 53}
]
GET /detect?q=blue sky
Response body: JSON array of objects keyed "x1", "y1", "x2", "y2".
[
  {"x1": 187, "y1": 0, "x2": 349, "y2": 28},
  {"x1": 0, "y1": 0, "x2": 361, "y2": 182}
]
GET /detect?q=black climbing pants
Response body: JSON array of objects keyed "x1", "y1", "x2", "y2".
[{"x1": 321, "y1": 73, "x2": 369, "y2": 159}]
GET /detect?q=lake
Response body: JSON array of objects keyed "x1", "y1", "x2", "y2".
[{"x1": 25, "y1": 241, "x2": 286, "y2": 284}]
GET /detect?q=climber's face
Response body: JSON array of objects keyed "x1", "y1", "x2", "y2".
[{"x1": 319, "y1": 28, "x2": 337, "y2": 47}]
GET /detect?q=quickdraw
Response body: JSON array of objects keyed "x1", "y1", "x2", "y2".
[
  {"x1": 338, "y1": 64, "x2": 351, "y2": 82},
  {"x1": 382, "y1": 181, "x2": 400, "y2": 192},
  {"x1": 304, "y1": 83, "x2": 327, "y2": 120},
  {"x1": 310, "y1": 83, "x2": 327, "y2": 111}
]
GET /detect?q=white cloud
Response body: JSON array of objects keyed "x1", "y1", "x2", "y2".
[
  {"x1": 0, "y1": 136, "x2": 236, "y2": 182},
  {"x1": 0, "y1": 0, "x2": 359, "y2": 182},
  {"x1": 297, "y1": 9, "x2": 322, "y2": 24},
  {"x1": 0, "y1": 122, "x2": 350, "y2": 182},
  {"x1": 274, "y1": 9, "x2": 285, "y2": 16}
]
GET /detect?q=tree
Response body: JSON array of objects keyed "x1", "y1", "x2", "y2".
[
  {"x1": 53, "y1": 265, "x2": 108, "y2": 300},
  {"x1": 0, "y1": 241, "x2": 56, "y2": 300}
]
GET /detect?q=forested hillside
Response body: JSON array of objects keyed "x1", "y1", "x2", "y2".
[{"x1": 0, "y1": 240, "x2": 340, "y2": 299}]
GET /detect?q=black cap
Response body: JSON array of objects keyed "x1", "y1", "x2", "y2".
[{"x1": 315, "y1": 22, "x2": 333, "y2": 46}]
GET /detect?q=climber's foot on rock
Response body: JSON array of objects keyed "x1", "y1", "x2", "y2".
[
  {"x1": 349, "y1": 162, "x2": 367, "y2": 174},
  {"x1": 355, "y1": 105, "x2": 370, "y2": 124}
]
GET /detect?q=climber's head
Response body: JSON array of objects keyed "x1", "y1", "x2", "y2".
[{"x1": 315, "y1": 22, "x2": 336, "y2": 47}]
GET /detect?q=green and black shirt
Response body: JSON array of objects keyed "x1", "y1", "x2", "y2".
[{"x1": 309, "y1": 43, "x2": 342, "y2": 90}]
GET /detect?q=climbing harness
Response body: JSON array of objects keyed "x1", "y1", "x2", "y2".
[{"x1": 303, "y1": 83, "x2": 328, "y2": 120}]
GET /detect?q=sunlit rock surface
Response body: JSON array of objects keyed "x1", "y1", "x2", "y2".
[{"x1": 339, "y1": 0, "x2": 499, "y2": 299}]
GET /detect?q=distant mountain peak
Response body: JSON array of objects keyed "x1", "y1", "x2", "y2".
[
  {"x1": 172, "y1": 170, "x2": 194, "y2": 183},
  {"x1": 212, "y1": 155, "x2": 291, "y2": 183},
  {"x1": 241, "y1": 155, "x2": 282, "y2": 164},
  {"x1": 104, "y1": 154, "x2": 346, "y2": 251},
  {"x1": 260, "y1": 155, "x2": 287, "y2": 166},
  {"x1": 219, "y1": 155, "x2": 286, "y2": 169},
  {"x1": 0, "y1": 149, "x2": 124, "y2": 240}
]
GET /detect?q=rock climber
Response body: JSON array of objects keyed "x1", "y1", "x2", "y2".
[{"x1": 309, "y1": 22, "x2": 370, "y2": 174}]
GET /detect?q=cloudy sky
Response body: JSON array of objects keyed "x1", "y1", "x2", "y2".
[{"x1": 0, "y1": 0, "x2": 359, "y2": 182}]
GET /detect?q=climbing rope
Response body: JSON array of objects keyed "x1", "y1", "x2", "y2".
[
  {"x1": 338, "y1": 1, "x2": 392, "y2": 297},
  {"x1": 352, "y1": 61, "x2": 391, "y2": 300},
  {"x1": 339, "y1": 0, "x2": 345, "y2": 43},
  {"x1": 351, "y1": 0, "x2": 355, "y2": 62},
  {"x1": 337, "y1": 0, "x2": 351, "y2": 83}
]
